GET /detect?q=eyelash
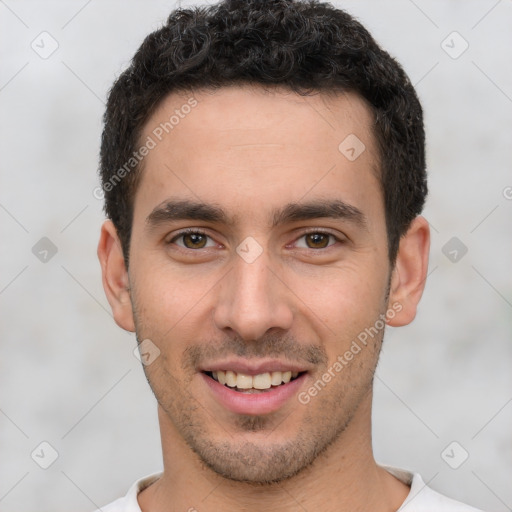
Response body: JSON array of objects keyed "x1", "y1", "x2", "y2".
[
  {"x1": 167, "y1": 228, "x2": 342, "y2": 250},
  {"x1": 168, "y1": 229, "x2": 215, "y2": 249},
  {"x1": 292, "y1": 228, "x2": 340, "y2": 250}
]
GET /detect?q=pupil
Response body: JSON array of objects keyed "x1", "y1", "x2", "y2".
[
  {"x1": 185, "y1": 233, "x2": 206, "y2": 248},
  {"x1": 308, "y1": 233, "x2": 328, "y2": 248}
]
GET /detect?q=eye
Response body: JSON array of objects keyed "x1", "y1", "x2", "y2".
[
  {"x1": 169, "y1": 230, "x2": 217, "y2": 249},
  {"x1": 294, "y1": 231, "x2": 338, "y2": 249}
]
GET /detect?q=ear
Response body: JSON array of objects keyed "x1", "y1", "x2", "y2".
[
  {"x1": 97, "y1": 220, "x2": 135, "y2": 332},
  {"x1": 387, "y1": 216, "x2": 430, "y2": 327}
]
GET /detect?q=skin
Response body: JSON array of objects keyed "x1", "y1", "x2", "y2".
[{"x1": 98, "y1": 85, "x2": 430, "y2": 512}]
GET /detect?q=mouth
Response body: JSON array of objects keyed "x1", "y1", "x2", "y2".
[
  {"x1": 200, "y1": 365, "x2": 309, "y2": 415},
  {"x1": 203, "y1": 370, "x2": 305, "y2": 393}
]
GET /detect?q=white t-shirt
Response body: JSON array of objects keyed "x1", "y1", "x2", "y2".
[{"x1": 94, "y1": 467, "x2": 483, "y2": 512}]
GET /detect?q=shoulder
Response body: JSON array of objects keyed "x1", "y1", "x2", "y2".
[
  {"x1": 93, "y1": 496, "x2": 128, "y2": 512},
  {"x1": 391, "y1": 469, "x2": 484, "y2": 512},
  {"x1": 91, "y1": 472, "x2": 163, "y2": 512}
]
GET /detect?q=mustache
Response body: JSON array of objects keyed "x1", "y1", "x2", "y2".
[{"x1": 182, "y1": 332, "x2": 328, "y2": 371}]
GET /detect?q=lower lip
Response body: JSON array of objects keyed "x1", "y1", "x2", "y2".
[{"x1": 201, "y1": 372, "x2": 307, "y2": 416}]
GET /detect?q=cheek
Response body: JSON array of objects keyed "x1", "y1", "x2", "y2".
[
  {"x1": 130, "y1": 266, "x2": 202, "y2": 347},
  {"x1": 134, "y1": 257, "x2": 212, "y2": 315},
  {"x1": 290, "y1": 261, "x2": 388, "y2": 333}
]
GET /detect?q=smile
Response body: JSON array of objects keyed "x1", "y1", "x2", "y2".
[
  {"x1": 205, "y1": 370, "x2": 302, "y2": 393},
  {"x1": 201, "y1": 366, "x2": 309, "y2": 415}
]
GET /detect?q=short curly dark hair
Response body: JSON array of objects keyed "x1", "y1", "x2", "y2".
[{"x1": 100, "y1": 0, "x2": 426, "y2": 266}]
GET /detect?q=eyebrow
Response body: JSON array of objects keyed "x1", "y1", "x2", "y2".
[
  {"x1": 146, "y1": 199, "x2": 230, "y2": 228},
  {"x1": 272, "y1": 200, "x2": 366, "y2": 229},
  {"x1": 145, "y1": 198, "x2": 367, "y2": 231}
]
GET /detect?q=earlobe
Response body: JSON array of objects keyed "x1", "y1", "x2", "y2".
[
  {"x1": 97, "y1": 220, "x2": 136, "y2": 332},
  {"x1": 387, "y1": 216, "x2": 430, "y2": 327}
]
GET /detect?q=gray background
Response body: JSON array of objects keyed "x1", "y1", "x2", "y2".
[{"x1": 1, "y1": 0, "x2": 511, "y2": 510}]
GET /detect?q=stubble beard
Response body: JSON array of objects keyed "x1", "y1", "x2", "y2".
[
  {"x1": 139, "y1": 337, "x2": 380, "y2": 485},
  {"x1": 171, "y1": 384, "x2": 374, "y2": 485},
  {"x1": 131, "y1": 286, "x2": 388, "y2": 485}
]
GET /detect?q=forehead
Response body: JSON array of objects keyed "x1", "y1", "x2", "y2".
[
  {"x1": 143, "y1": 85, "x2": 376, "y2": 149},
  {"x1": 134, "y1": 84, "x2": 381, "y2": 226}
]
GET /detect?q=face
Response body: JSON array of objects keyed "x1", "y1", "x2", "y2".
[{"x1": 104, "y1": 85, "x2": 410, "y2": 484}]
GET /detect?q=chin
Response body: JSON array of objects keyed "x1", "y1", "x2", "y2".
[{"x1": 185, "y1": 431, "x2": 328, "y2": 485}]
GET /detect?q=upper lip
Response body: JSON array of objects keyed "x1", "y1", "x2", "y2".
[{"x1": 200, "y1": 359, "x2": 309, "y2": 376}]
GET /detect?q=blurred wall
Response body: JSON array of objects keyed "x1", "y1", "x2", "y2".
[{"x1": 0, "y1": 1, "x2": 511, "y2": 510}]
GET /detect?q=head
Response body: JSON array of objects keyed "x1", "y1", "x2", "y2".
[
  {"x1": 100, "y1": 0, "x2": 427, "y2": 267},
  {"x1": 98, "y1": 0, "x2": 429, "y2": 485}
]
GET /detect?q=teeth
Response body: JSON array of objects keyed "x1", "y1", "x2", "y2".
[
  {"x1": 216, "y1": 370, "x2": 227, "y2": 385},
  {"x1": 225, "y1": 370, "x2": 237, "y2": 387},
  {"x1": 270, "y1": 371, "x2": 282, "y2": 386},
  {"x1": 253, "y1": 372, "x2": 271, "y2": 389},
  {"x1": 236, "y1": 373, "x2": 253, "y2": 389},
  {"x1": 211, "y1": 370, "x2": 301, "y2": 389},
  {"x1": 282, "y1": 371, "x2": 292, "y2": 384}
]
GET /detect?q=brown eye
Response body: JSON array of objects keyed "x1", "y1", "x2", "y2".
[
  {"x1": 183, "y1": 233, "x2": 208, "y2": 249},
  {"x1": 294, "y1": 232, "x2": 338, "y2": 250},
  {"x1": 170, "y1": 231, "x2": 215, "y2": 249},
  {"x1": 305, "y1": 233, "x2": 331, "y2": 249}
]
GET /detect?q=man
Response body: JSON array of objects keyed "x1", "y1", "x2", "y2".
[{"x1": 95, "y1": 0, "x2": 482, "y2": 510}]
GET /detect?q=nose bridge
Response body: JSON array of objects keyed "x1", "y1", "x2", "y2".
[{"x1": 213, "y1": 246, "x2": 293, "y2": 340}]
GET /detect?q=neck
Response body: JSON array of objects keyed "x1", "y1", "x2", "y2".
[{"x1": 138, "y1": 392, "x2": 409, "y2": 512}]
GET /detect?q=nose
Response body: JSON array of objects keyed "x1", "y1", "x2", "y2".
[{"x1": 213, "y1": 250, "x2": 294, "y2": 341}]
